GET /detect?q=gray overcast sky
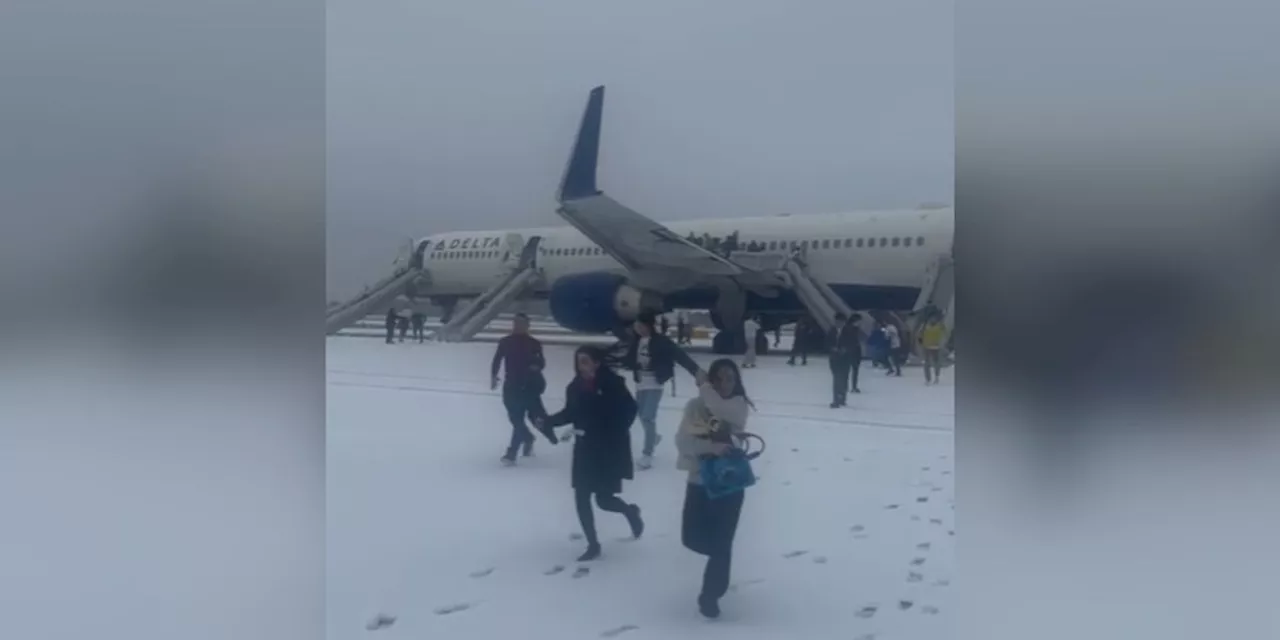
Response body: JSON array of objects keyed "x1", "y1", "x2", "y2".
[{"x1": 326, "y1": 0, "x2": 953, "y2": 298}]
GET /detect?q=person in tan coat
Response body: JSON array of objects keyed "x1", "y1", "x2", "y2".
[{"x1": 675, "y1": 359, "x2": 754, "y2": 619}]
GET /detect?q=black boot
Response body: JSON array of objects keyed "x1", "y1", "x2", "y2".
[
  {"x1": 577, "y1": 544, "x2": 601, "y2": 562},
  {"x1": 624, "y1": 504, "x2": 644, "y2": 539},
  {"x1": 698, "y1": 594, "x2": 721, "y2": 619}
]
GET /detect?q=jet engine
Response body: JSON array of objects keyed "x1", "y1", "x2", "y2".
[{"x1": 548, "y1": 272, "x2": 661, "y2": 334}]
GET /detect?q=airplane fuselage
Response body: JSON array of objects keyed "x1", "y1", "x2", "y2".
[{"x1": 417, "y1": 206, "x2": 953, "y2": 320}]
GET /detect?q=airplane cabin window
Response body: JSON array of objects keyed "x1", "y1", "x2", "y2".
[
  {"x1": 892, "y1": 237, "x2": 900, "y2": 247},
  {"x1": 821, "y1": 240, "x2": 830, "y2": 249},
  {"x1": 844, "y1": 239, "x2": 852, "y2": 248},
  {"x1": 879, "y1": 238, "x2": 887, "y2": 247},
  {"x1": 799, "y1": 240, "x2": 808, "y2": 249},
  {"x1": 856, "y1": 238, "x2": 864, "y2": 248},
  {"x1": 768, "y1": 241, "x2": 777, "y2": 250},
  {"x1": 917, "y1": 236, "x2": 925, "y2": 246}
]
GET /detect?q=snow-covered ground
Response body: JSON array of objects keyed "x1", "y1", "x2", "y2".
[{"x1": 327, "y1": 337, "x2": 954, "y2": 640}]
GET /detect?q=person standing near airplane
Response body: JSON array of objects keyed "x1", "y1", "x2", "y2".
[
  {"x1": 918, "y1": 313, "x2": 947, "y2": 385},
  {"x1": 411, "y1": 311, "x2": 427, "y2": 343},
  {"x1": 882, "y1": 319, "x2": 903, "y2": 376},
  {"x1": 660, "y1": 314, "x2": 670, "y2": 337},
  {"x1": 384, "y1": 308, "x2": 398, "y2": 344},
  {"x1": 741, "y1": 316, "x2": 760, "y2": 369},
  {"x1": 622, "y1": 311, "x2": 706, "y2": 470},
  {"x1": 491, "y1": 313, "x2": 554, "y2": 465},
  {"x1": 828, "y1": 313, "x2": 861, "y2": 407},
  {"x1": 788, "y1": 317, "x2": 810, "y2": 366}
]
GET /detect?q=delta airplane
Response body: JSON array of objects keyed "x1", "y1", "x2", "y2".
[{"x1": 412, "y1": 86, "x2": 953, "y2": 354}]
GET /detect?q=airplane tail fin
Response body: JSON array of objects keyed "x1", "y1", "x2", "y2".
[{"x1": 557, "y1": 85, "x2": 605, "y2": 202}]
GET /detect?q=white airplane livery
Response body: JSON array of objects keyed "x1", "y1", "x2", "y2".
[{"x1": 405, "y1": 86, "x2": 953, "y2": 354}]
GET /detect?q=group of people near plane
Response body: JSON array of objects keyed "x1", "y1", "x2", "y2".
[
  {"x1": 489, "y1": 311, "x2": 748, "y2": 619},
  {"x1": 383, "y1": 307, "x2": 427, "y2": 344},
  {"x1": 485, "y1": 308, "x2": 948, "y2": 620}
]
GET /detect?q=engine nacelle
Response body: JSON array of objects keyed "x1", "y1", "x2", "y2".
[{"x1": 548, "y1": 272, "x2": 660, "y2": 334}]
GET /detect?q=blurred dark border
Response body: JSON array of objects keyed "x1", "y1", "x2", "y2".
[
  {"x1": 0, "y1": 2, "x2": 324, "y2": 639},
  {"x1": 959, "y1": 0, "x2": 1279, "y2": 638}
]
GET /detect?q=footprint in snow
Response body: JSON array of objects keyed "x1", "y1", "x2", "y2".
[
  {"x1": 600, "y1": 624, "x2": 640, "y2": 637},
  {"x1": 728, "y1": 579, "x2": 766, "y2": 592},
  {"x1": 791, "y1": 448, "x2": 799, "y2": 453},
  {"x1": 854, "y1": 634, "x2": 877, "y2": 640},
  {"x1": 572, "y1": 567, "x2": 590, "y2": 579},
  {"x1": 854, "y1": 605, "x2": 878, "y2": 619},
  {"x1": 884, "y1": 504, "x2": 900, "y2": 510},
  {"x1": 916, "y1": 496, "x2": 929, "y2": 503},
  {"x1": 931, "y1": 486, "x2": 943, "y2": 492},
  {"x1": 922, "y1": 466, "x2": 931, "y2": 471},
  {"x1": 783, "y1": 550, "x2": 809, "y2": 559},
  {"x1": 569, "y1": 533, "x2": 585, "y2": 541},
  {"x1": 910, "y1": 557, "x2": 927, "y2": 566},
  {"x1": 933, "y1": 579, "x2": 951, "y2": 587},
  {"x1": 813, "y1": 556, "x2": 828, "y2": 564},
  {"x1": 916, "y1": 542, "x2": 931, "y2": 550},
  {"x1": 908, "y1": 572, "x2": 924, "y2": 583},
  {"x1": 365, "y1": 614, "x2": 396, "y2": 631},
  {"x1": 434, "y1": 603, "x2": 474, "y2": 616},
  {"x1": 850, "y1": 525, "x2": 866, "y2": 533},
  {"x1": 843, "y1": 457, "x2": 852, "y2": 462},
  {"x1": 469, "y1": 568, "x2": 495, "y2": 578},
  {"x1": 922, "y1": 605, "x2": 940, "y2": 615},
  {"x1": 911, "y1": 515, "x2": 922, "y2": 522},
  {"x1": 898, "y1": 600, "x2": 914, "y2": 611},
  {"x1": 544, "y1": 565, "x2": 566, "y2": 576},
  {"x1": 949, "y1": 530, "x2": 955, "y2": 536},
  {"x1": 930, "y1": 518, "x2": 944, "y2": 525},
  {"x1": 942, "y1": 470, "x2": 952, "y2": 476}
]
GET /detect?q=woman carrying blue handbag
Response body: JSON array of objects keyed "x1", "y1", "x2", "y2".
[{"x1": 675, "y1": 359, "x2": 763, "y2": 620}]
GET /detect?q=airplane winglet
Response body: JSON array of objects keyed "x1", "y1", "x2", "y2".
[{"x1": 557, "y1": 85, "x2": 605, "y2": 202}]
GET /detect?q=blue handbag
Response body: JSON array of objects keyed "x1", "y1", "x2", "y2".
[{"x1": 699, "y1": 432, "x2": 766, "y2": 500}]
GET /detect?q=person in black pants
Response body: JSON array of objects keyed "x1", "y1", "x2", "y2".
[
  {"x1": 676, "y1": 359, "x2": 753, "y2": 619},
  {"x1": 787, "y1": 317, "x2": 810, "y2": 366},
  {"x1": 539, "y1": 346, "x2": 644, "y2": 561},
  {"x1": 384, "y1": 308, "x2": 397, "y2": 344},
  {"x1": 491, "y1": 314, "x2": 554, "y2": 464},
  {"x1": 828, "y1": 313, "x2": 861, "y2": 407},
  {"x1": 848, "y1": 315, "x2": 863, "y2": 395},
  {"x1": 411, "y1": 312, "x2": 426, "y2": 343}
]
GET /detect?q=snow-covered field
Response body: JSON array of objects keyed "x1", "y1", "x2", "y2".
[{"x1": 327, "y1": 338, "x2": 954, "y2": 640}]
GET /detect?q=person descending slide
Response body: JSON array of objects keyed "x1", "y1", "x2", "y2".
[
  {"x1": 538, "y1": 346, "x2": 645, "y2": 562},
  {"x1": 621, "y1": 311, "x2": 706, "y2": 470},
  {"x1": 491, "y1": 314, "x2": 554, "y2": 465}
]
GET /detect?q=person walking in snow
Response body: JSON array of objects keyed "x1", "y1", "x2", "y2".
[
  {"x1": 490, "y1": 313, "x2": 553, "y2": 465},
  {"x1": 538, "y1": 346, "x2": 645, "y2": 562},
  {"x1": 677, "y1": 359, "x2": 754, "y2": 619},
  {"x1": 621, "y1": 311, "x2": 706, "y2": 470},
  {"x1": 882, "y1": 320, "x2": 903, "y2": 376}
]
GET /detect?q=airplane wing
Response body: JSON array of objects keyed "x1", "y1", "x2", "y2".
[{"x1": 555, "y1": 86, "x2": 745, "y2": 278}]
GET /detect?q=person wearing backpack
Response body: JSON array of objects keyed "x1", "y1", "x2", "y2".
[{"x1": 676, "y1": 359, "x2": 754, "y2": 619}]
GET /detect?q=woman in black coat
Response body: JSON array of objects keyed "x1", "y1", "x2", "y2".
[{"x1": 541, "y1": 345, "x2": 645, "y2": 561}]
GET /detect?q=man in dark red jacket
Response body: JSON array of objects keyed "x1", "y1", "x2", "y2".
[{"x1": 491, "y1": 313, "x2": 554, "y2": 465}]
